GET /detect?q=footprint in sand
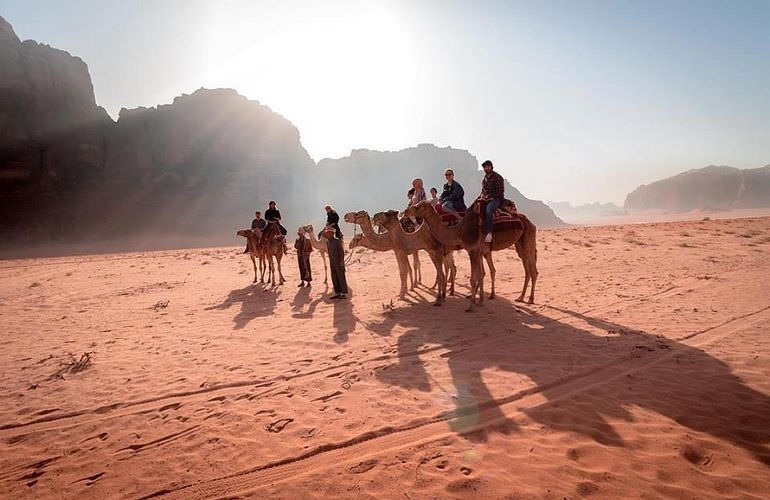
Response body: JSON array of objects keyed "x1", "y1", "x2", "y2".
[
  {"x1": 348, "y1": 459, "x2": 377, "y2": 474},
  {"x1": 265, "y1": 418, "x2": 293, "y2": 433}
]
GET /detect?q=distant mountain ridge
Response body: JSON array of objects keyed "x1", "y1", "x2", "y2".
[
  {"x1": 548, "y1": 201, "x2": 627, "y2": 219},
  {"x1": 624, "y1": 165, "x2": 770, "y2": 211},
  {"x1": 0, "y1": 15, "x2": 563, "y2": 253}
]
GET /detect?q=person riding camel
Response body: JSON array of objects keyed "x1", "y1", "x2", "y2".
[
  {"x1": 243, "y1": 210, "x2": 267, "y2": 253},
  {"x1": 264, "y1": 200, "x2": 288, "y2": 253},
  {"x1": 408, "y1": 178, "x2": 427, "y2": 208},
  {"x1": 479, "y1": 160, "x2": 504, "y2": 243},
  {"x1": 429, "y1": 187, "x2": 439, "y2": 207},
  {"x1": 439, "y1": 168, "x2": 466, "y2": 222},
  {"x1": 324, "y1": 205, "x2": 343, "y2": 240}
]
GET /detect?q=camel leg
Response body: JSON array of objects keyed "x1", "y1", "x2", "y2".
[
  {"x1": 465, "y1": 250, "x2": 482, "y2": 312},
  {"x1": 250, "y1": 253, "x2": 257, "y2": 283},
  {"x1": 411, "y1": 251, "x2": 420, "y2": 289},
  {"x1": 396, "y1": 252, "x2": 409, "y2": 299},
  {"x1": 527, "y1": 258, "x2": 538, "y2": 304},
  {"x1": 446, "y1": 253, "x2": 456, "y2": 296},
  {"x1": 267, "y1": 255, "x2": 275, "y2": 287},
  {"x1": 260, "y1": 254, "x2": 266, "y2": 283},
  {"x1": 484, "y1": 252, "x2": 496, "y2": 299},
  {"x1": 516, "y1": 259, "x2": 530, "y2": 303},
  {"x1": 428, "y1": 252, "x2": 445, "y2": 306},
  {"x1": 277, "y1": 254, "x2": 285, "y2": 284},
  {"x1": 321, "y1": 250, "x2": 328, "y2": 284}
]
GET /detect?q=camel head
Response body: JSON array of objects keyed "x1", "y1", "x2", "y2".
[
  {"x1": 343, "y1": 210, "x2": 369, "y2": 225},
  {"x1": 298, "y1": 224, "x2": 313, "y2": 235},
  {"x1": 349, "y1": 233, "x2": 365, "y2": 249},
  {"x1": 237, "y1": 228, "x2": 261, "y2": 239},
  {"x1": 372, "y1": 210, "x2": 401, "y2": 229},
  {"x1": 407, "y1": 200, "x2": 433, "y2": 219}
]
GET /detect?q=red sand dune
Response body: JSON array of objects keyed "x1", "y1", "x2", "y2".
[{"x1": 1, "y1": 216, "x2": 769, "y2": 499}]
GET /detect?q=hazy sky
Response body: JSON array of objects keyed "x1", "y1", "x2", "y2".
[{"x1": 2, "y1": 0, "x2": 769, "y2": 204}]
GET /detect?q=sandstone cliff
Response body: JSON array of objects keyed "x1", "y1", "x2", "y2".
[
  {"x1": 624, "y1": 165, "x2": 770, "y2": 211},
  {"x1": 0, "y1": 15, "x2": 112, "y2": 242}
]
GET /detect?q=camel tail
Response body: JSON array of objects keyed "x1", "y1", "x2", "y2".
[{"x1": 514, "y1": 213, "x2": 538, "y2": 264}]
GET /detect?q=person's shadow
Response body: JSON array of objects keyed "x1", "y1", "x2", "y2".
[
  {"x1": 205, "y1": 284, "x2": 279, "y2": 330},
  {"x1": 366, "y1": 296, "x2": 770, "y2": 465},
  {"x1": 332, "y1": 287, "x2": 357, "y2": 344}
]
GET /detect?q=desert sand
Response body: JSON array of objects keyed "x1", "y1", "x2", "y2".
[{"x1": 1, "y1": 216, "x2": 769, "y2": 499}]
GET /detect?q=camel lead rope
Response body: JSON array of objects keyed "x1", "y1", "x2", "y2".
[{"x1": 344, "y1": 225, "x2": 357, "y2": 267}]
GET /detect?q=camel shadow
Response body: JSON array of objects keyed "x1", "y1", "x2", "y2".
[
  {"x1": 205, "y1": 283, "x2": 279, "y2": 330},
  {"x1": 366, "y1": 297, "x2": 770, "y2": 464}
]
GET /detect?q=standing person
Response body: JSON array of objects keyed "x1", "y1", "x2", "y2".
[
  {"x1": 325, "y1": 221, "x2": 349, "y2": 299},
  {"x1": 429, "y1": 187, "x2": 440, "y2": 207},
  {"x1": 324, "y1": 205, "x2": 343, "y2": 240},
  {"x1": 265, "y1": 200, "x2": 288, "y2": 252},
  {"x1": 295, "y1": 229, "x2": 313, "y2": 287},
  {"x1": 440, "y1": 168, "x2": 466, "y2": 221},
  {"x1": 479, "y1": 160, "x2": 505, "y2": 243}
]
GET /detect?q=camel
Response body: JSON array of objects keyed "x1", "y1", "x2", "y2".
[
  {"x1": 349, "y1": 230, "x2": 454, "y2": 295},
  {"x1": 237, "y1": 229, "x2": 267, "y2": 283},
  {"x1": 372, "y1": 210, "x2": 449, "y2": 305},
  {"x1": 344, "y1": 210, "x2": 419, "y2": 298},
  {"x1": 404, "y1": 200, "x2": 538, "y2": 309},
  {"x1": 262, "y1": 222, "x2": 286, "y2": 286},
  {"x1": 298, "y1": 224, "x2": 329, "y2": 285}
]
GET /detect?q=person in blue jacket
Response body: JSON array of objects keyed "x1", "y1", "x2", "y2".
[{"x1": 439, "y1": 168, "x2": 466, "y2": 221}]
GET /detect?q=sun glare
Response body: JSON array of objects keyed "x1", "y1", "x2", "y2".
[{"x1": 199, "y1": 2, "x2": 416, "y2": 160}]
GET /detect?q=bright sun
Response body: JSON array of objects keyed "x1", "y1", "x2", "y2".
[{"x1": 198, "y1": 1, "x2": 417, "y2": 160}]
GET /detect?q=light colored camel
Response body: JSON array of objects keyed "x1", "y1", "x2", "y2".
[
  {"x1": 349, "y1": 231, "x2": 455, "y2": 294},
  {"x1": 344, "y1": 210, "x2": 417, "y2": 298},
  {"x1": 262, "y1": 222, "x2": 286, "y2": 286},
  {"x1": 372, "y1": 210, "x2": 448, "y2": 305},
  {"x1": 237, "y1": 229, "x2": 266, "y2": 283},
  {"x1": 405, "y1": 200, "x2": 538, "y2": 309},
  {"x1": 298, "y1": 224, "x2": 328, "y2": 285}
]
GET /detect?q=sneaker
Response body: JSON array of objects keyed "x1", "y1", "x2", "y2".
[{"x1": 484, "y1": 233, "x2": 493, "y2": 243}]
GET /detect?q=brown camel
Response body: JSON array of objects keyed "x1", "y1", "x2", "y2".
[
  {"x1": 372, "y1": 210, "x2": 449, "y2": 305},
  {"x1": 298, "y1": 224, "x2": 328, "y2": 285},
  {"x1": 237, "y1": 229, "x2": 267, "y2": 283},
  {"x1": 262, "y1": 222, "x2": 286, "y2": 286},
  {"x1": 404, "y1": 200, "x2": 538, "y2": 309},
  {"x1": 344, "y1": 210, "x2": 418, "y2": 298}
]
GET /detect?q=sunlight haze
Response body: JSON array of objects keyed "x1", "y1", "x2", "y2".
[{"x1": 2, "y1": 0, "x2": 768, "y2": 204}]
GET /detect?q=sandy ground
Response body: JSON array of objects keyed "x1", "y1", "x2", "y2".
[{"x1": 1, "y1": 216, "x2": 769, "y2": 499}]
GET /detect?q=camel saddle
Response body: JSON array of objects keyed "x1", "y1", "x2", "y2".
[
  {"x1": 260, "y1": 221, "x2": 284, "y2": 249},
  {"x1": 435, "y1": 199, "x2": 523, "y2": 229}
]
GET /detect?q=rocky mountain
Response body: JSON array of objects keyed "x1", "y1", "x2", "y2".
[
  {"x1": 0, "y1": 15, "x2": 562, "y2": 255},
  {"x1": 624, "y1": 165, "x2": 770, "y2": 211},
  {"x1": 0, "y1": 15, "x2": 112, "y2": 242},
  {"x1": 315, "y1": 144, "x2": 565, "y2": 229}
]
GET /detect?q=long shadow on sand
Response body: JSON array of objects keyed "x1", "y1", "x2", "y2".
[
  {"x1": 365, "y1": 296, "x2": 770, "y2": 465},
  {"x1": 206, "y1": 284, "x2": 280, "y2": 330}
]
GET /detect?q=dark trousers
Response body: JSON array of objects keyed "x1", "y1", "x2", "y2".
[
  {"x1": 297, "y1": 253, "x2": 312, "y2": 282},
  {"x1": 326, "y1": 238, "x2": 348, "y2": 295}
]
